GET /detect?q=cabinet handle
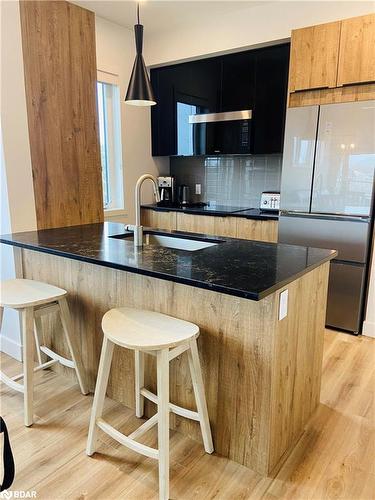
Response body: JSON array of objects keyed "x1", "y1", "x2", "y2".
[
  {"x1": 340, "y1": 80, "x2": 375, "y2": 87},
  {"x1": 290, "y1": 85, "x2": 330, "y2": 93}
]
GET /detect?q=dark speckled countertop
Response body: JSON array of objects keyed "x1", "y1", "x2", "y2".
[
  {"x1": 141, "y1": 204, "x2": 279, "y2": 221},
  {"x1": 0, "y1": 222, "x2": 337, "y2": 301}
]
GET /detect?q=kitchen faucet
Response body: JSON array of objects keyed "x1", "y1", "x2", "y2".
[{"x1": 126, "y1": 174, "x2": 160, "y2": 246}]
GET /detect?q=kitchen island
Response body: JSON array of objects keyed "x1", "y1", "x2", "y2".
[{"x1": 1, "y1": 222, "x2": 336, "y2": 476}]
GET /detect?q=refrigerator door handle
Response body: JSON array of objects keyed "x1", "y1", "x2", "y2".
[{"x1": 280, "y1": 211, "x2": 370, "y2": 222}]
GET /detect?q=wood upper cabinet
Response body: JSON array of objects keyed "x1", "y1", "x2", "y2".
[
  {"x1": 289, "y1": 21, "x2": 341, "y2": 92},
  {"x1": 337, "y1": 14, "x2": 375, "y2": 86},
  {"x1": 288, "y1": 13, "x2": 375, "y2": 106}
]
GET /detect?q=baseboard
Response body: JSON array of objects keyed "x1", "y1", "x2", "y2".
[
  {"x1": 0, "y1": 334, "x2": 22, "y2": 361},
  {"x1": 362, "y1": 320, "x2": 375, "y2": 339}
]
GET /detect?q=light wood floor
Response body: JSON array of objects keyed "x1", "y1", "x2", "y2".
[{"x1": 0, "y1": 330, "x2": 374, "y2": 499}]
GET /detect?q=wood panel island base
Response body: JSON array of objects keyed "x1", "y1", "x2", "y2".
[{"x1": 1, "y1": 223, "x2": 335, "y2": 477}]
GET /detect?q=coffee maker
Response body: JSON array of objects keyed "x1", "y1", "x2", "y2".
[{"x1": 157, "y1": 176, "x2": 175, "y2": 206}]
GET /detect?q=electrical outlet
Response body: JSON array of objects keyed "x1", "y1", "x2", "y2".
[
  {"x1": 279, "y1": 289, "x2": 288, "y2": 320},
  {"x1": 195, "y1": 184, "x2": 201, "y2": 195}
]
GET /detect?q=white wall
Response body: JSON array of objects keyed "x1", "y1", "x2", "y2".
[
  {"x1": 0, "y1": 129, "x2": 21, "y2": 359},
  {"x1": 1, "y1": 1, "x2": 37, "y2": 233},
  {"x1": 0, "y1": 0, "x2": 37, "y2": 359},
  {"x1": 145, "y1": 1, "x2": 375, "y2": 65},
  {"x1": 95, "y1": 16, "x2": 168, "y2": 225}
]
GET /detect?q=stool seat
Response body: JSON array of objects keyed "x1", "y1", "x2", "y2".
[
  {"x1": 0, "y1": 279, "x2": 66, "y2": 308},
  {"x1": 102, "y1": 307, "x2": 199, "y2": 350}
]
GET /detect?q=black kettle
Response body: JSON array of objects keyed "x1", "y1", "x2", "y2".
[{"x1": 178, "y1": 185, "x2": 190, "y2": 206}]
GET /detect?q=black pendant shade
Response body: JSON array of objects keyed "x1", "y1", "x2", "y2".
[{"x1": 125, "y1": 23, "x2": 156, "y2": 106}]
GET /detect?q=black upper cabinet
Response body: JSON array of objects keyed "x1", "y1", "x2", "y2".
[
  {"x1": 151, "y1": 43, "x2": 290, "y2": 156},
  {"x1": 174, "y1": 58, "x2": 222, "y2": 155},
  {"x1": 151, "y1": 58, "x2": 222, "y2": 156},
  {"x1": 221, "y1": 51, "x2": 256, "y2": 112},
  {"x1": 185, "y1": 58, "x2": 221, "y2": 113},
  {"x1": 150, "y1": 66, "x2": 176, "y2": 156},
  {"x1": 251, "y1": 44, "x2": 290, "y2": 155}
]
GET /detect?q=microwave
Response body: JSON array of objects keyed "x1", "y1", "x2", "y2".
[{"x1": 176, "y1": 108, "x2": 252, "y2": 156}]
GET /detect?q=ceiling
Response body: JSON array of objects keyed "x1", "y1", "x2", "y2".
[{"x1": 71, "y1": 1, "x2": 270, "y2": 35}]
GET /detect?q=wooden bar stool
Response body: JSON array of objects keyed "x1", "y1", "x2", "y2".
[
  {"x1": 0, "y1": 278, "x2": 88, "y2": 426},
  {"x1": 86, "y1": 307, "x2": 214, "y2": 500}
]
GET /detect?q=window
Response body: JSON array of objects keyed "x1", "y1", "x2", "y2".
[
  {"x1": 97, "y1": 73, "x2": 124, "y2": 211},
  {"x1": 177, "y1": 102, "x2": 197, "y2": 156},
  {"x1": 176, "y1": 101, "x2": 208, "y2": 156}
]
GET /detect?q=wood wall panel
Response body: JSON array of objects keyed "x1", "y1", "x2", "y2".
[
  {"x1": 269, "y1": 263, "x2": 329, "y2": 473},
  {"x1": 20, "y1": 1, "x2": 103, "y2": 229},
  {"x1": 21, "y1": 248, "x2": 329, "y2": 475}
]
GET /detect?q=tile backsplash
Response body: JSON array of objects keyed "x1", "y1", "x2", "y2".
[{"x1": 170, "y1": 154, "x2": 283, "y2": 207}]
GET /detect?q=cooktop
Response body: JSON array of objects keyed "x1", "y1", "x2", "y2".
[{"x1": 156, "y1": 201, "x2": 252, "y2": 213}]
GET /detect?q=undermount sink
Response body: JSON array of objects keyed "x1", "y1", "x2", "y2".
[{"x1": 111, "y1": 231, "x2": 221, "y2": 252}]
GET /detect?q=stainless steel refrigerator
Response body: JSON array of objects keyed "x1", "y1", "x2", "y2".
[{"x1": 279, "y1": 100, "x2": 375, "y2": 334}]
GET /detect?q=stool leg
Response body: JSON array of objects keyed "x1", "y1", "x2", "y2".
[
  {"x1": 33, "y1": 316, "x2": 45, "y2": 366},
  {"x1": 58, "y1": 297, "x2": 88, "y2": 395},
  {"x1": 187, "y1": 339, "x2": 214, "y2": 454},
  {"x1": 22, "y1": 307, "x2": 35, "y2": 427},
  {"x1": 157, "y1": 348, "x2": 170, "y2": 500},
  {"x1": 135, "y1": 350, "x2": 144, "y2": 418},
  {"x1": 86, "y1": 336, "x2": 114, "y2": 456}
]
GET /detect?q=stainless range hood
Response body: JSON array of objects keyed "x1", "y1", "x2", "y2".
[{"x1": 188, "y1": 109, "x2": 252, "y2": 124}]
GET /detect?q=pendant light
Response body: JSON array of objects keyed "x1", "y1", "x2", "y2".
[{"x1": 125, "y1": 2, "x2": 156, "y2": 106}]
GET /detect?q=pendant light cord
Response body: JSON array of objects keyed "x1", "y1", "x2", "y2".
[{"x1": 137, "y1": 2, "x2": 140, "y2": 25}]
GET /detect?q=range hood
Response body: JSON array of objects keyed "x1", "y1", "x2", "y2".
[{"x1": 188, "y1": 109, "x2": 252, "y2": 124}]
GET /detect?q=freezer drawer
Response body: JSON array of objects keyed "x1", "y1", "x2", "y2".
[
  {"x1": 326, "y1": 262, "x2": 366, "y2": 334},
  {"x1": 278, "y1": 215, "x2": 370, "y2": 263}
]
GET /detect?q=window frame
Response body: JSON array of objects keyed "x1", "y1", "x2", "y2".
[{"x1": 97, "y1": 70, "x2": 125, "y2": 215}]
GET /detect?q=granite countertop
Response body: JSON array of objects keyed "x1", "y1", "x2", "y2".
[
  {"x1": 141, "y1": 204, "x2": 279, "y2": 221},
  {"x1": 0, "y1": 222, "x2": 336, "y2": 301}
]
